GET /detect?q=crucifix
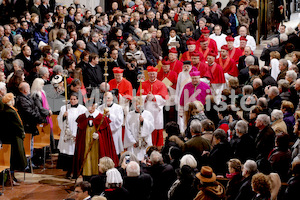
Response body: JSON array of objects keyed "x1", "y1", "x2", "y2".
[
  {"x1": 99, "y1": 52, "x2": 113, "y2": 107},
  {"x1": 137, "y1": 72, "x2": 147, "y2": 149}
]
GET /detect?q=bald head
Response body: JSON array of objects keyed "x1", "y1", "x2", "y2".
[
  {"x1": 19, "y1": 82, "x2": 30, "y2": 95},
  {"x1": 105, "y1": 91, "x2": 114, "y2": 106}
]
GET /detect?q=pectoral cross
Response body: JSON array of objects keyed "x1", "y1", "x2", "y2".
[{"x1": 99, "y1": 52, "x2": 114, "y2": 107}]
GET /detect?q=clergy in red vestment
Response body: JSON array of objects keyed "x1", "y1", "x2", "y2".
[
  {"x1": 73, "y1": 102, "x2": 119, "y2": 178},
  {"x1": 180, "y1": 68, "x2": 211, "y2": 107},
  {"x1": 226, "y1": 35, "x2": 243, "y2": 64},
  {"x1": 137, "y1": 66, "x2": 168, "y2": 149},
  {"x1": 158, "y1": 60, "x2": 178, "y2": 90},
  {"x1": 216, "y1": 45, "x2": 239, "y2": 81},
  {"x1": 168, "y1": 48, "x2": 183, "y2": 75},
  {"x1": 196, "y1": 35, "x2": 211, "y2": 61},
  {"x1": 207, "y1": 50, "x2": 226, "y2": 104},
  {"x1": 190, "y1": 51, "x2": 212, "y2": 83},
  {"x1": 180, "y1": 38, "x2": 204, "y2": 62},
  {"x1": 200, "y1": 27, "x2": 218, "y2": 55},
  {"x1": 237, "y1": 36, "x2": 253, "y2": 55}
]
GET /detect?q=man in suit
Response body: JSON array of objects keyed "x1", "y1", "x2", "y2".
[
  {"x1": 86, "y1": 32, "x2": 106, "y2": 57},
  {"x1": 39, "y1": 0, "x2": 51, "y2": 23},
  {"x1": 30, "y1": 0, "x2": 42, "y2": 21},
  {"x1": 140, "y1": 10, "x2": 158, "y2": 30},
  {"x1": 238, "y1": 55, "x2": 255, "y2": 86},
  {"x1": 74, "y1": 181, "x2": 92, "y2": 200},
  {"x1": 83, "y1": 53, "x2": 103, "y2": 88},
  {"x1": 183, "y1": 120, "x2": 211, "y2": 167},
  {"x1": 15, "y1": 45, "x2": 35, "y2": 73},
  {"x1": 238, "y1": 46, "x2": 259, "y2": 71}
]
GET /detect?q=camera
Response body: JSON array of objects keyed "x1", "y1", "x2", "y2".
[{"x1": 125, "y1": 155, "x2": 130, "y2": 164}]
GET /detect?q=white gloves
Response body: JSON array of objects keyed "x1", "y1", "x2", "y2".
[{"x1": 92, "y1": 132, "x2": 99, "y2": 140}]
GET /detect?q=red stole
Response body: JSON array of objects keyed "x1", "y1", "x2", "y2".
[
  {"x1": 218, "y1": 57, "x2": 230, "y2": 71},
  {"x1": 199, "y1": 47, "x2": 210, "y2": 59},
  {"x1": 229, "y1": 48, "x2": 236, "y2": 59}
]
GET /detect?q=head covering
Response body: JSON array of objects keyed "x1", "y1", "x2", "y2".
[
  {"x1": 162, "y1": 60, "x2": 171, "y2": 65},
  {"x1": 189, "y1": 67, "x2": 201, "y2": 76},
  {"x1": 51, "y1": 75, "x2": 63, "y2": 85},
  {"x1": 169, "y1": 47, "x2": 177, "y2": 54},
  {"x1": 35, "y1": 23, "x2": 44, "y2": 31},
  {"x1": 196, "y1": 166, "x2": 216, "y2": 183},
  {"x1": 147, "y1": 66, "x2": 158, "y2": 72},
  {"x1": 225, "y1": 35, "x2": 234, "y2": 42},
  {"x1": 240, "y1": 36, "x2": 248, "y2": 41},
  {"x1": 106, "y1": 168, "x2": 123, "y2": 184},
  {"x1": 2, "y1": 93, "x2": 15, "y2": 104},
  {"x1": 221, "y1": 45, "x2": 229, "y2": 51},
  {"x1": 199, "y1": 35, "x2": 208, "y2": 43},
  {"x1": 183, "y1": 60, "x2": 192, "y2": 65},
  {"x1": 190, "y1": 51, "x2": 200, "y2": 57},
  {"x1": 207, "y1": 50, "x2": 217, "y2": 57},
  {"x1": 112, "y1": 67, "x2": 124, "y2": 73},
  {"x1": 186, "y1": 38, "x2": 196, "y2": 45},
  {"x1": 201, "y1": 27, "x2": 210, "y2": 34}
]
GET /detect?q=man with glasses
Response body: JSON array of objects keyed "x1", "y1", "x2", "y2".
[{"x1": 74, "y1": 181, "x2": 92, "y2": 200}]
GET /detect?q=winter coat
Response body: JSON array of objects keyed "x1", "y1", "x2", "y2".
[
  {"x1": 194, "y1": 181, "x2": 226, "y2": 200},
  {"x1": 271, "y1": 119, "x2": 287, "y2": 135},
  {"x1": 268, "y1": 147, "x2": 291, "y2": 182},
  {"x1": 140, "y1": 41, "x2": 157, "y2": 67},
  {"x1": 236, "y1": 9, "x2": 250, "y2": 27},
  {"x1": 150, "y1": 37, "x2": 162, "y2": 60},
  {"x1": 175, "y1": 20, "x2": 194, "y2": 36}
]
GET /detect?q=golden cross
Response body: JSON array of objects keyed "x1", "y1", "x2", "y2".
[{"x1": 99, "y1": 52, "x2": 114, "y2": 107}]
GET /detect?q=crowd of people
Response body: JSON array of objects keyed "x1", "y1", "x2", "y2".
[{"x1": 0, "y1": 0, "x2": 300, "y2": 199}]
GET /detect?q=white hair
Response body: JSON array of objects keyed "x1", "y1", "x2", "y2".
[
  {"x1": 253, "y1": 78, "x2": 262, "y2": 87},
  {"x1": 271, "y1": 37, "x2": 279, "y2": 46},
  {"x1": 82, "y1": 26, "x2": 91, "y2": 34},
  {"x1": 286, "y1": 70, "x2": 297, "y2": 81},
  {"x1": 39, "y1": 67, "x2": 49, "y2": 77},
  {"x1": 235, "y1": 120, "x2": 248, "y2": 134},
  {"x1": 269, "y1": 86, "x2": 279, "y2": 96},
  {"x1": 180, "y1": 154, "x2": 197, "y2": 169},
  {"x1": 150, "y1": 151, "x2": 163, "y2": 165},
  {"x1": 245, "y1": 56, "x2": 255, "y2": 66},
  {"x1": 257, "y1": 114, "x2": 271, "y2": 126},
  {"x1": 243, "y1": 160, "x2": 257, "y2": 174},
  {"x1": 31, "y1": 78, "x2": 45, "y2": 98},
  {"x1": 271, "y1": 109, "x2": 284, "y2": 121},
  {"x1": 279, "y1": 33, "x2": 288, "y2": 42},
  {"x1": 190, "y1": 119, "x2": 202, "y2": 134},
  {"x1": 126, "y1": 161, "x2": 140, "y2": 177}
]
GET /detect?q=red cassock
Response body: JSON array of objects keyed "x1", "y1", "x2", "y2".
[
  {"x1": 193, "y1": 62, "x2": 213, "y2": 80},
  {"x1": 216, "y1": 57, "x2": 239, "y2": 77},
  {"x1": 169, "y1": 59, "x2": 183, "y2": 75},
  {"x1": 207, "y1": 38, "x2": 218, "y2": 55},
  {"x1": 180, "y1": 51, "x2": 204, "y2": 62},
  {"x1": 73, "y1": 113, "x2": 119, "y2": 177},
  {"x1": 157, "y1": 70, "x2": 178, "y2": 90},
  {"x1": 197, "y1": 47, "x2": 211, "y2": 62},
  {"x1": 108, "y1": 78, "x2": 133, "y2": 100},
  {"x1": 228, "y1": 47, "x2": 243, "y2": 64},
  {"x1": 237, "y1": 47, "x2": 253, "y2": 56},
  {"x1": 209, "y1": 63, "x2": 226, "y2": 84},
  {"x1": 137, "y1": 79, "x2": 169, "y2": 100}
]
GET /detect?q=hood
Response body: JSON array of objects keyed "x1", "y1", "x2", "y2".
[{"x1": 137, "y1": 40, "x2": 145, "y2": 46}]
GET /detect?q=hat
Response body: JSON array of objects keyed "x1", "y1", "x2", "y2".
[
  {"x1": 196, "y1": 166, "x2": 216, "y2": 183},
  {"x1": 201, "y1": 27, "x2": 210, "y2": 34},
  {"x1": 225, "y1": 35, "x2": 234, "y2": 42},
  {"x1": 186, "y1": 38, "x2": 196, "y2": 45},
  {"x1": 2, "y1": 93, "x2": 15, "y2": 104},
  {"x1": 189, "y1": 67, "x2": 201, "y2": 76},
  {"x1": 198, "y1": 35, "x2": 208, "y2": 43},
  {"x1": 183, "y1": 60, "x2": 192, "y2": 65},
  {"x1": 162, "y1": 60, "x2": 171, "y2": 65},
  {"x1": 112, "y1": 67, "x2": 124, "y2": 73},
  {"x1": 147, "y1": 66, "x2": 158, "y2": 72},
  {"x1": 207, "y1": 50, "x2": 217, "y2": 57},
  {"x1": 221, "y1": 45, "x2": 229, "y2": 51},
  {"x1": 190, "y1": 51, "x2": 200, "y2": 57},
  {"x1": 240, "y1": 36, "x2": 248, "y2": 41},
  {"x1": 169, "y1": 47, "x2": 177, "y2": 54},
  {"x1": 35, "y1": 23, "x2": 44, "y2": 31},
  {"x1": 106, "y1": 168, "x2": 123, "y2": 184},
  {"x1": 51, "y1": 75, "x2": 63, "y2": 85}
]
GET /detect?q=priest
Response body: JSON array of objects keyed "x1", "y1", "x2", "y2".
[
  {"x1": 226, "y1": 35, "x2": 243, "y2": 64},
  {"x1": 168, "y1": 48, "x2": 183, "y2": 75},
  {"x1": 124, "y1": 96, "x2": 154, "y2": 161},
  {"x1": 199, "y1": 27, "x2": 218, "y2": 54},
  {"x1": 190, "y1": 51, "x2": 212, "y2": 84},
  {"x1": 180, "y1": 38, "x2": 204, "y2": 62},
  {"x1": 237, "y1": 36, "x2": 249, "y2": 55},
  {"x1": 137, "y1": 66, "x2": 168, "y2": 149},
  {"x1": 98, "y1": 92, "x2": 124, "y2": 156},
  {"x1": 73, "y1": 101, "x2": 118, "y2": 178},
  {"x1": 196, "y1": 35, "x2": 211, "y2": 61}
]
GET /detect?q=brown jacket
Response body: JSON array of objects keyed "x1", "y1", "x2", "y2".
[{"x1": 194, "y1": 181, "x2": 226, "y2": 200}]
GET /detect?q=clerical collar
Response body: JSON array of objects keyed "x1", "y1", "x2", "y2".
[
  {"x1": 135, "y1": 110, "x2": 144, "y2": 113},
  {"x1": 149, "y1": 79, "x2": 157, "y2": 83},
  {"x1": 71, "y1": 104, "x2": 78, "y2": 108},
  {"x1": 85, "y1": 109, "x2": 99, "y2": 118},
  {"x1": 108, "y1": 103, "x2": 113, "y2": 107}
]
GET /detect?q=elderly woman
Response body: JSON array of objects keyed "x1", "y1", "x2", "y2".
[
  {"x1": 236, "y1": 2, "x2": 250, "y2": 29},
  {"x1": 281, "y1": 100, "x2": 296, "y2": 138},
  {"x1": 140, "y1": 32, "x2": 157, "y2": 67},
  {"x1": 104, "y1": 168, "x2": 129, "y2": 199},
  {"x1": 12, "y1": 34, "x2": 23, "y2": 56},
  {"x1": 271, "y1": 109, "x2": 288, "y2": 134},
  {"x1": 2, "y1": 48, "x2": 14, "y2": 76},
  {"x1": 1, "y1": 93, "x2": 27, "y2": 184},
  {"x1": 277, "y1": 79, "x2": 291, "y2": 101},
  {"x1": 50, "y1": 65, "x2": 63, "y2": 81},
  {"x1": 225, "y1": 158, "x2": 243, "y2": 200},
  {"x1": 285, "y1": 70, "x2": 297, "y2": 85},
  {"x1": 251, "y1": 173, "x2": 272, "y2": 200}
]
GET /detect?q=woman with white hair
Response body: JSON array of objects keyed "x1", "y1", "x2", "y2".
[
  {"x1": 12, "y1": 34, "x2": 23, "y2": 56},
  {"x1": 104, "y1": 168, "x2": 129, "y2": 199},
  {"x1": 271, "y1": 109, "x2": 288, "y2": 134}
]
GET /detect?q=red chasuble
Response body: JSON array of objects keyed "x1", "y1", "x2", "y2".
[
  {"x1": 193, "y1": 62, "x2": 213, "y2": 80},
  {"x1": 209, "y1": 63, "x2": 226, "y2": 84},
  {"x1": 157, "y1": 70, "x2": 178, "y2": 90},
  {"x1": 228, "y1": 47, "x2": 243, "y2": 64},
  {"x1": 216, "y1": 57, "x2": 239, "y2": 77},
  {"x1": 180, "y1": 51, "x2": 204, "y2": 62},
  {"x1": 169, "y1": 59, "x2": 183, "y2": 75},
  {"x1": 73, "y1": 113, "x2": 119, "y2": 177},
  {"x1": 108, "y1": 78, "x2": 133, "y2": 100},
  {"x1": 137, "y1": 79, "x2": 169, "y2": 100}
]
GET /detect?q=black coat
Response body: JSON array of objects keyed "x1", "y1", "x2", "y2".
[
  {"x1": 86, "y1": 41, "x2": 106, "y2": 57},
  {"x1": 285, "y1": 175, "x2": 300, "y2": 200},
  {"x1": 82, "y1": 64, "x2": 103, "y2": 88},
  {"x1": 268, "y1": 148, "x2": 291, "y2": 182},
  {"x1": 15, "y1": 52, "x2": 35, "y2": 73},
  {"x1": 261, "y1": 73, "x2": 277, "y2": 87},
  {"x1": 234, "y1": 133, "x2": 256, "y2": 163},
  {"x1": 16, "y1": 93, "x2": 43, "y2": 135},
  {"x1": 235, "y1": 174, "x2": 256, "y2": 200},
  {"x1": 209, "y1": 141, "x2": 232, "y2": 176},
  {"x1": 123, "y1": 173, "x2": 153, "y2": 200},
  {"x1": 140, "y1": 42, "x2": 157, "y2": 67},
  {"x1": 31, "y1": 93, "x2": 49, "y2": 120},
  {"x1": 253, "y1": 86, "x2": 264, "y2": 98},
  {"x1": 140, "y1": 18, "x2": 158, "y2": 30},
  {"x1": 238, "y1": 55, "x2": 259, "y2": 71},
  {"x1": 104, "y1": 187, "x2": 130, "y2": 200},
  {"x1": 226, "y1": 173, "x2": 244, "y2": 200},
  {"x1": 238, "y1": 67, "x2": 249, "y2": 86},
  {"x1": 90, "y1": 174, "x2": 106, "y2": 196},
  {"x1": 255, "y1": 125, "x2": 275, "y2": 160},
  {"x1": 268, "y1": 95, "x2": 282, "y2": 110}
]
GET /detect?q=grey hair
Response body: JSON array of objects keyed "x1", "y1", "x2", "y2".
[
  {"x1": 126, "y1": 161, "x2": 140, "y2": 177},
  {"x1": 150, "y1": 151, "x2": 163, "y2": 165},
  {"x1": 81, "y1": 26, "x2": 91, "y2": 34},
  {"x1": 38, "y1": 67, "x2": 49, "y2": 77},
  {"x1": 277, "y1": 79, "x2": 290, "y2": 90},
  {"x1": 271, "y1": 37, "x2": 279, "y2": 46},
  {"x1": 279, "y1": 33, "x2": 288, "y2": 42},
  {"x1": 180, "y1": 154, "x2": 197, "y2": 169},
  {"x1": 76, "y1": 40, "x2": 85, "y2": 47},
  {"x1": 53, "y1": 65, "x2": 63, "y2": 73},
  {"x1": 269, "y1": 86, "x2": 279, "y2": 96},
  {"x1": 243, "y1": 160, "x2": 257, "y2": 174},
  {"x1": 12, "y1": 59, "x2": 24, "y2": 69},
  {"x1": 257, "y1": 97, "x2": 268, "y2": 108},
  {"x1": 190, "y1": 119, "x2": 202, "y2": 134},
  {"x1": 257, "y1": 114, "x2": 271, "y2": 126},
  {"x1": 253, "y1": 78, "x2": 262, "y2": 87},
  {"x1": 245, "y1": 56, "x2": 255, "y2": 66},
  {"x1": 271, "y1": 109, "x2": 284, "y2": 120},
  {"x1": 142, "y1": 32, "x2": 152, "y2": 41},
  {"x1": 199, "y1": 17, "x2": 207, "y2": 24},
  {"x1": 242, "y1": 85, "x2": 253, "y2": 95},
  {"x1": 279, "y1": 59, "x2": 288, "y2": 68},
  {"x1": 13, "y1": 34, "x2": 23, "y2": 44},
  {"x1": 235, "y1": 120, "x2": 248, "y2": 134},
  {"x1": 286, "y1": 70, "x2": 297, "y2": 81}
]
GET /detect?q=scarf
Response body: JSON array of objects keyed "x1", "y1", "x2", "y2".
[
  {"x1": 226, "y1": 172, "x2": 239, "y2": 179},
  {"x1": 41, "y1": 91, "x2": 53, "y2": 128},
  {"x1": 234, "y1": 14, "x2": 239, "y2": 27}
]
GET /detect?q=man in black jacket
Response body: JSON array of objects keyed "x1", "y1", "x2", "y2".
[
  {"x1": 86, "y1": 32, "x2": 107, "y2": 57},
  {"x1": 83, "y1": 53, "x2": 103, "y2": 89},
  {"x1": 238, "y1": 46, "x2": 259, "y2": 71},
  {"x1": 260, "y1": 66, "x2": 277, "y2": 87},
  {"x1": 15, "y1": 45, "x2": 35, "y2": 73}
]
